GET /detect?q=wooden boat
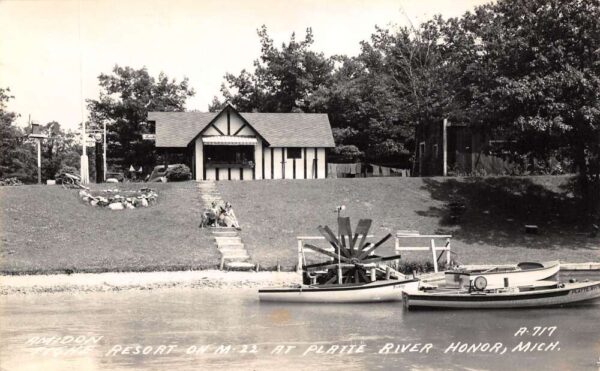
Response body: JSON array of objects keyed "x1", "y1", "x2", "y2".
[
  {"x1": 259, "y1": 216, "x2": 420, "y2": 303},
  {"x1": 259, "y1": 278, "x2": 420, "y2": 303},
  {"x1": 403, "y1": 280, "x2": 600, "y2": 310},
  {"x1": 444, "y1": 260, "x2": 560, "y2": 289}
]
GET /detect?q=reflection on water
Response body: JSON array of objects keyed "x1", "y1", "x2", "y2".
[{"x1": 0, "y1": 271, "x2": 599, "y2": 371}]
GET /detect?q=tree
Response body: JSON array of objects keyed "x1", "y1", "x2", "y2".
[
  {"x1": 39, "y1": 121, "x2": 80, "y2": 181},
  {"x1": 215, "y1": 26, "x2": 334, "y2": 113},
  {"x1": 310, "y1": 24, "x2": 452, "y2": 163},
  {"x1": 87, "y1": 65, "x2": 195, "y2": 172},
  {"x1": 440, "y1": 0, "x2": 600, "y2": 215},
  {"x1": 0, "y1": 88, "x2": 38, "y2": 182}
]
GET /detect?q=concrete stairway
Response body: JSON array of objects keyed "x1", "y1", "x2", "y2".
[{"x1": 197, "y1": 182, "x2": 255, "y2": 271}]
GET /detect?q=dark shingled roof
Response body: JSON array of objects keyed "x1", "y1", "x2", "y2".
[{"x1": 148, "y1": 110, "x2": 335, "y2": 148}]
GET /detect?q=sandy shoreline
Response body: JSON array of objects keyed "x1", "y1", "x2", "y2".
[
  {"x1": 0, "y1": 270, "x2": 301, "y2": 295},
  {"x1": 1, "y1": 262, "x2": 598, "y2": 295}
]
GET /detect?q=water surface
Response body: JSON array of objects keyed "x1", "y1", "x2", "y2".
[{"x1": 1, "y1": 272, "x2": 599, "y2": 371}]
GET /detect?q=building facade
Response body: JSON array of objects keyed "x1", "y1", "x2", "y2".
[
  {"x1": 148, "y1": 104, "x2": 335, "y2": 181},
  {"x1": 415, "y1": 119, "x2": 515, "y2": 176}
]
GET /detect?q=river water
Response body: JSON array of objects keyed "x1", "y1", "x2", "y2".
[{"x1": 1, "y1": 272, "x2": 599, "y2": 371}]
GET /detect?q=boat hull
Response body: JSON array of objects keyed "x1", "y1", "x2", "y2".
[
  {"x1": 259, "y1": 279, "x2": 420, "y2": 303},
  {"x1": 445, "y1": 261, "x2": 560, "y2": 289},
  {"x1": 403, "y1": 281, "x2": 600, "y2": 310}
]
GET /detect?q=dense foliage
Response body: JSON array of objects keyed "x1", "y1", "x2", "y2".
[
  {"x1": 165, "y1": 164, "x2": 192, "y2": 181},
  {"x1": 211, "y1": 0, "x2": 599, "y2": 213},
  {"x1": 0, "y1": 88, "x2": 80, "y2": 183},
  {"x1": 87, "y1": 65, "x2": 195, "y2": 173}
]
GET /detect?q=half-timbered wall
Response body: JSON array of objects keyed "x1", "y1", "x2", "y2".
[{"x1": 193, "y1": 108, "x2": 327, "y2": 180}]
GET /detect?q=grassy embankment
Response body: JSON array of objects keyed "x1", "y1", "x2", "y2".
[
  {"x1": 219, "y1": 176, "x2": 599, "y2": 270},
  {"x1": 0, "y1": 182, "x2": 217, "y2": 274},
  {"x1": 0, "y1": 176, "x2": 598, "y2": 274}
]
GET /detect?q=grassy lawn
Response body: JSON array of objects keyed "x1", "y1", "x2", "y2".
[
  {"x1": 218, "y1": 176, "x2": 599, "y2": 270},
  {"x1": 0, "y1": 182, "x2": 218, "y2": 274},
  {"x1": 1, "y1": 176, "x2": 598, "y2": 274}
]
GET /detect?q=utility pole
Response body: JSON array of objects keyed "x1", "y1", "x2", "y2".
[
  {"x1": 103, "y1": 121, "x2": 107, "y2": 181},
  {"x1": 443, "y1": 118, "x2": 448, "y2": 176},
  {"x1": 28, "y1": 117, "x2": 47, "y2": 184},
  {"x1": 80, "y1": 121, "x2": 89, "y2": 184}
]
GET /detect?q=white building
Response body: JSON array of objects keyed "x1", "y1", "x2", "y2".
[{"x1": 148, "y1": 104, "x2": 335, "y2": 181}]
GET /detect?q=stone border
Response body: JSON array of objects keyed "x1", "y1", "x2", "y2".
[{"x1": 79, "y1": 188, "x2": 158, "y2": 210}]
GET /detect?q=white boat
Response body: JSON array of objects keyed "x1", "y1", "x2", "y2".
[
  {"x1": 259, "y1": 278, "x2": 419, "y2": 303},
  {"x1": 445, "y1": 260, "x2": 560, "y2": 289},
  {"x1": 403, "y1": 280, "x2": 600, "y2": 310}
]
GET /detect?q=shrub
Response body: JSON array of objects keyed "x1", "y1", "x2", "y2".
[
  {"x1": 165, "y1": 164, "x2": 192, "y2": 181},
  {"x1": 55, "y1": 165, "x2": 79, "y2": 184},
  {"x1": 329, "y1": 145, "x2": 364, "y2": 163}
]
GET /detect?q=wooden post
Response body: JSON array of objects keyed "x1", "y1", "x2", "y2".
[
  {"x1": 430, "y1": 239, "x2": 438, "y2": 273},
  {"x1": 370, "y1": 268, "x2": 376, "y2": 281},
  {"x1": 446, "y1": 238, "x2": 451, "y2": 266},
  {"x1": 443, "y1": 118, "x2": 448, "y2": 176},
  {"x1": 36, "y1": 139, "x2": 41, "y2": 184},
  {"x1": 297, "y1": 239, "x2": 303, "y2": 273}
]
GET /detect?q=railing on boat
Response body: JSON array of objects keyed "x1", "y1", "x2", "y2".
[
  {"x1": 296, "y1": 232, "x2": 453, "y2": 274},
  {"x1": 394, "y1": 231, "x2": 452, "y2": 273}
]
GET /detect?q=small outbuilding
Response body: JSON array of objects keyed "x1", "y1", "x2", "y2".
[{"x1": 148, "y1": 104, "x2": 335, "y2": 181}]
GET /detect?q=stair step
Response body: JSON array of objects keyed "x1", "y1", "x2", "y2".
[
  {"x1": 215, "y1": 237, "x2": 242, "y2": 243},
  {"x1": 225, "y1": 261, "x2": 255, "y2": 270},
  {"x1": 212, "y1": 233, "x2": 239, "y2": 237},
  {"x1": 218, "y1": 245, "x2": 246, "y2": 250},
  {"x1": 221, "y1": 253, "x2": 250, "y2": 260},
  {"x1": 219, "y1": 249, "x2": 247, "y2": 255},
  {"x1": 217, "y1": 242, "x2": 244, "y2": 248},
  {"x1": 217, "y1": 241, "x2": 244, "y2": 246}
]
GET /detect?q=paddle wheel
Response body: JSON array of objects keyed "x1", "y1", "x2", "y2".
[{"x1": 302, "y1": 217, "x2": 402, "y2": 285}]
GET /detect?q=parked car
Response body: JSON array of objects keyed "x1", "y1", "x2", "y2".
[
  {"x1": 148, "y1": 165, "x2": 177, "y2": 182},
  {"x1": 105, "y1": 171, "x2": 125, "y2": 182}
]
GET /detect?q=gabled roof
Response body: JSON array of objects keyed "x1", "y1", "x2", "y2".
[{"x1": 148, "y1": 107, "x2": 335, "y2": 148}]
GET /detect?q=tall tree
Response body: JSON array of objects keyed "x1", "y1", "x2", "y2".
[
  {"x1": 215, "y1": 26, "x2": 334, "y2": 113},
  {"x1": 441, "y1": 0, "x2": 600, "y2": 214},
  {"x1": 0, "y1": 88, "x2": 38, "y2": 182},
  {"x1": 87, "y1": 65, "x2": 195, "y2": 171}
]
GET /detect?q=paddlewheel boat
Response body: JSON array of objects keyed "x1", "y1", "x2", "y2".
[{"x1": 258, "y1": 217, "x2": 419, "y2": 303}]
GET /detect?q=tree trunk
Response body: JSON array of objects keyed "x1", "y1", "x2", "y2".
[{"x1": 574, "y1": 141, "x2": 591, "y2": 220}]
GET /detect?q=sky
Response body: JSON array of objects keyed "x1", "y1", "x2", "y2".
[{"x1": 0, "y1": 0, "x2": 488, "y2": 130}]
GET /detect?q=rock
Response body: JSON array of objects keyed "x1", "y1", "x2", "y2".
[
  {"x1": 82, "y1": 196, "x2": 89, "y2": 202},
  {"x1": 79, "y1": 190, "x2": 87, "y2": 197},
  {"x1": 106, "y1": 178, "x2": 119, "y2": 183},
  {"x1": 141, "y1": 199, "x2": 149, "y2": 207},
  {"x1": 126, "y1": 203, "x2": 135, "y2": 209},
  {"x1": 108, "y1": 203, "x2": 124, "y2": 210},
  {"x1": 90, "y1": 200, "x2": 98, "y2": 206}
]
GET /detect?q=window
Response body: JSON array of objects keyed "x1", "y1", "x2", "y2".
[
  {"x1": 205, "y1": 145, "x2": 254, "y2": 165},
  {"x1": 287, "y1": 148, "x2": 301, "y2": 159}
]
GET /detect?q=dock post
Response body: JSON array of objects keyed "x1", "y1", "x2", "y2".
[
  {"x1": 430, "y1": 239, "x2": 438, "y2": 273},
  {"x1": 297, "y1": 239, "x2": 303, "y2": 273},
  {"x1": 446, "y1": 238, "x2": 451, "y2": 266}
]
